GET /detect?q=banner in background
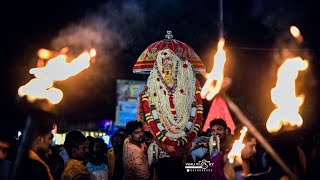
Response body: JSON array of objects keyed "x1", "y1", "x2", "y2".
[{"x1": 115, "y1": 79, "x2": 146, "y2": 127}]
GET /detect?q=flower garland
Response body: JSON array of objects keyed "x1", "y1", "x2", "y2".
[
  {"x1": 147, "y1": 49, "x2": 197, "y2": 133},
  {"x1": 140, "y1": 80, "x2": 203, "y2": 147}
]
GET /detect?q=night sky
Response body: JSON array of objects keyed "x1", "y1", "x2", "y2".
[{"x1": 1, "y1": 0, "x2": 320, "y2": 134}]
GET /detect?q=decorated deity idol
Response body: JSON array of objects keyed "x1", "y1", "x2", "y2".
[{"x1": 134, "y1": 32, "x2": 206, "y2": 174}]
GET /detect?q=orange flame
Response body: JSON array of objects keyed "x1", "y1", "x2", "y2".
[
  {"x1": 37, "y1": 48, "x2": 70, "y2": 60},
  {"x1": 228, "y1": 126, "x2": 248, "y2": 163},
  {"x1": 201, "y1": 38, "x2": 226, "y2": 100},
  {"x1": 18, "y1": 48, "x2": 96, "y2": 104},
  {"x1": 290, "y1": 26, "x2": 303, "y2": 43},
  {"x1": 37, "y1": 48, "x2": 60, "y2": 60},
  {"x1": 266, "y1": 57, "x2": 308, "y2": 133}
]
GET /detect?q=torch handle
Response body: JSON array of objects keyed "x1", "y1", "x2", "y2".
[
  {"x1": 11, "y1": 116, "x2": 33, "y2": 180},
  {"x1": 218, "y1": 0, "x2": 224, "y2": 39}
]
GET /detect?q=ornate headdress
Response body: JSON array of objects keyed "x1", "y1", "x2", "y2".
[{"x1": 133, "y1": 31, "x2": 206, "y2": 74}]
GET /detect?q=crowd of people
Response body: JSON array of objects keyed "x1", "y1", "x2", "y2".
[{"x1": 0, "y1": 109, "x2": 319, "y2": 180}]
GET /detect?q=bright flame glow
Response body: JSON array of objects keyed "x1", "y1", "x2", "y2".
[
  {"x1": 18, "y1": 131, "x2": 22, "y2": 139},
  {"x1": 90, "y1": 49, "x2": 96, "y2": 57},
  {"x1": 201, "y1": 38, "x2": 226, "y2": 100},
  {"x1": 290, "y1": 26, "x2": 301, "y2": 39},
  {"x1": 228, "y1": 126, "x2": 248, "y2": 163},
  {"x1": 38, "y1": 48, "x2": 58, "y2": 59},
  {"x1": 266, "y1": 57, "x2": 308, "y2": 133},
  {"x1": 290, "y1": 26, "x2": 303, "y2": 43},
  {"x1": 18, "y1": 49, "x2": 96, "y2": 104}
]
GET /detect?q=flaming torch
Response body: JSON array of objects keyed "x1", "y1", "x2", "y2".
[
  {"x1": 266, "y1": 25, "x2": 308, "y2": 133},
  {"x1": 266, "y1": 57, "x2": 308, "y2": 133},
  {"x1": 227, "y1": 126, "x2": 247, "y2": 163},
  {"x1": 12, "y1": 48, "x2": 96, "y2": 180},
  {"x1": 201, "y1": 38, "x2": 226, "y2": 100},
  {"x1": 18, "y1": 48, "x2": 96, "y2": 104}
]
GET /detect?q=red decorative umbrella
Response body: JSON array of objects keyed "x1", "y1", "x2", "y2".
[{"x1": 133, "y1": 31, "x2": 206, "y2": 74}]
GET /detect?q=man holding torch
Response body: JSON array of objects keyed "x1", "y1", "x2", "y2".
[
  {"x1": 14, "y1": 109, "x2": 55, "y2": 180},
  {"x1": 228, "y1": 126, "x2": 257, "y2": 180}
]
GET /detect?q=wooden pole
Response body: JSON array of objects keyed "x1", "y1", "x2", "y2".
[{"x1": 218, "y1": 0, "x2": 224, "y2": 39}]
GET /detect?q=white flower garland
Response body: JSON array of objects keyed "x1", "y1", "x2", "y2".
[{"x1": 147, "y1": 49, "x2": 196, "y2": 135}]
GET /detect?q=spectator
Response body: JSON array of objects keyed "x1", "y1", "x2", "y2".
[
  {"x1": 310, "y1": 133, "x2": 320, "y2": 179},
  {"x1": 86, "y1": 138, "x2": 108, "y2": 180},
  {"x1": 123, "y1": 121, "x2": 150, "y2": 180},
  {"x1": 86, "y1": 136, "x2": 95, "y2": 154},
  {"x1": 190, "y1": 130, "x2": 211, "y2": 163},
  {"x1": 47, "y1": 145, "x2": 64, "y2": 180},
  {"x1": 198, "y1": 118, "x2": 235, "y2": 180},
  {"x1": 230, "y1": 126, "x2": 257, "y2": 180},
  {"x1": 108, "y1": 131, "x2": 125, "y2": 180},
  {"x1": 14, "y1": 109, "x2": 55, "y2": 180},
  {"x1": 0, "y1": 132, "x2": 13, "y2": 180},
  {"x1": 61, "y1": 130, "x2": 90, "y2": 180}
]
